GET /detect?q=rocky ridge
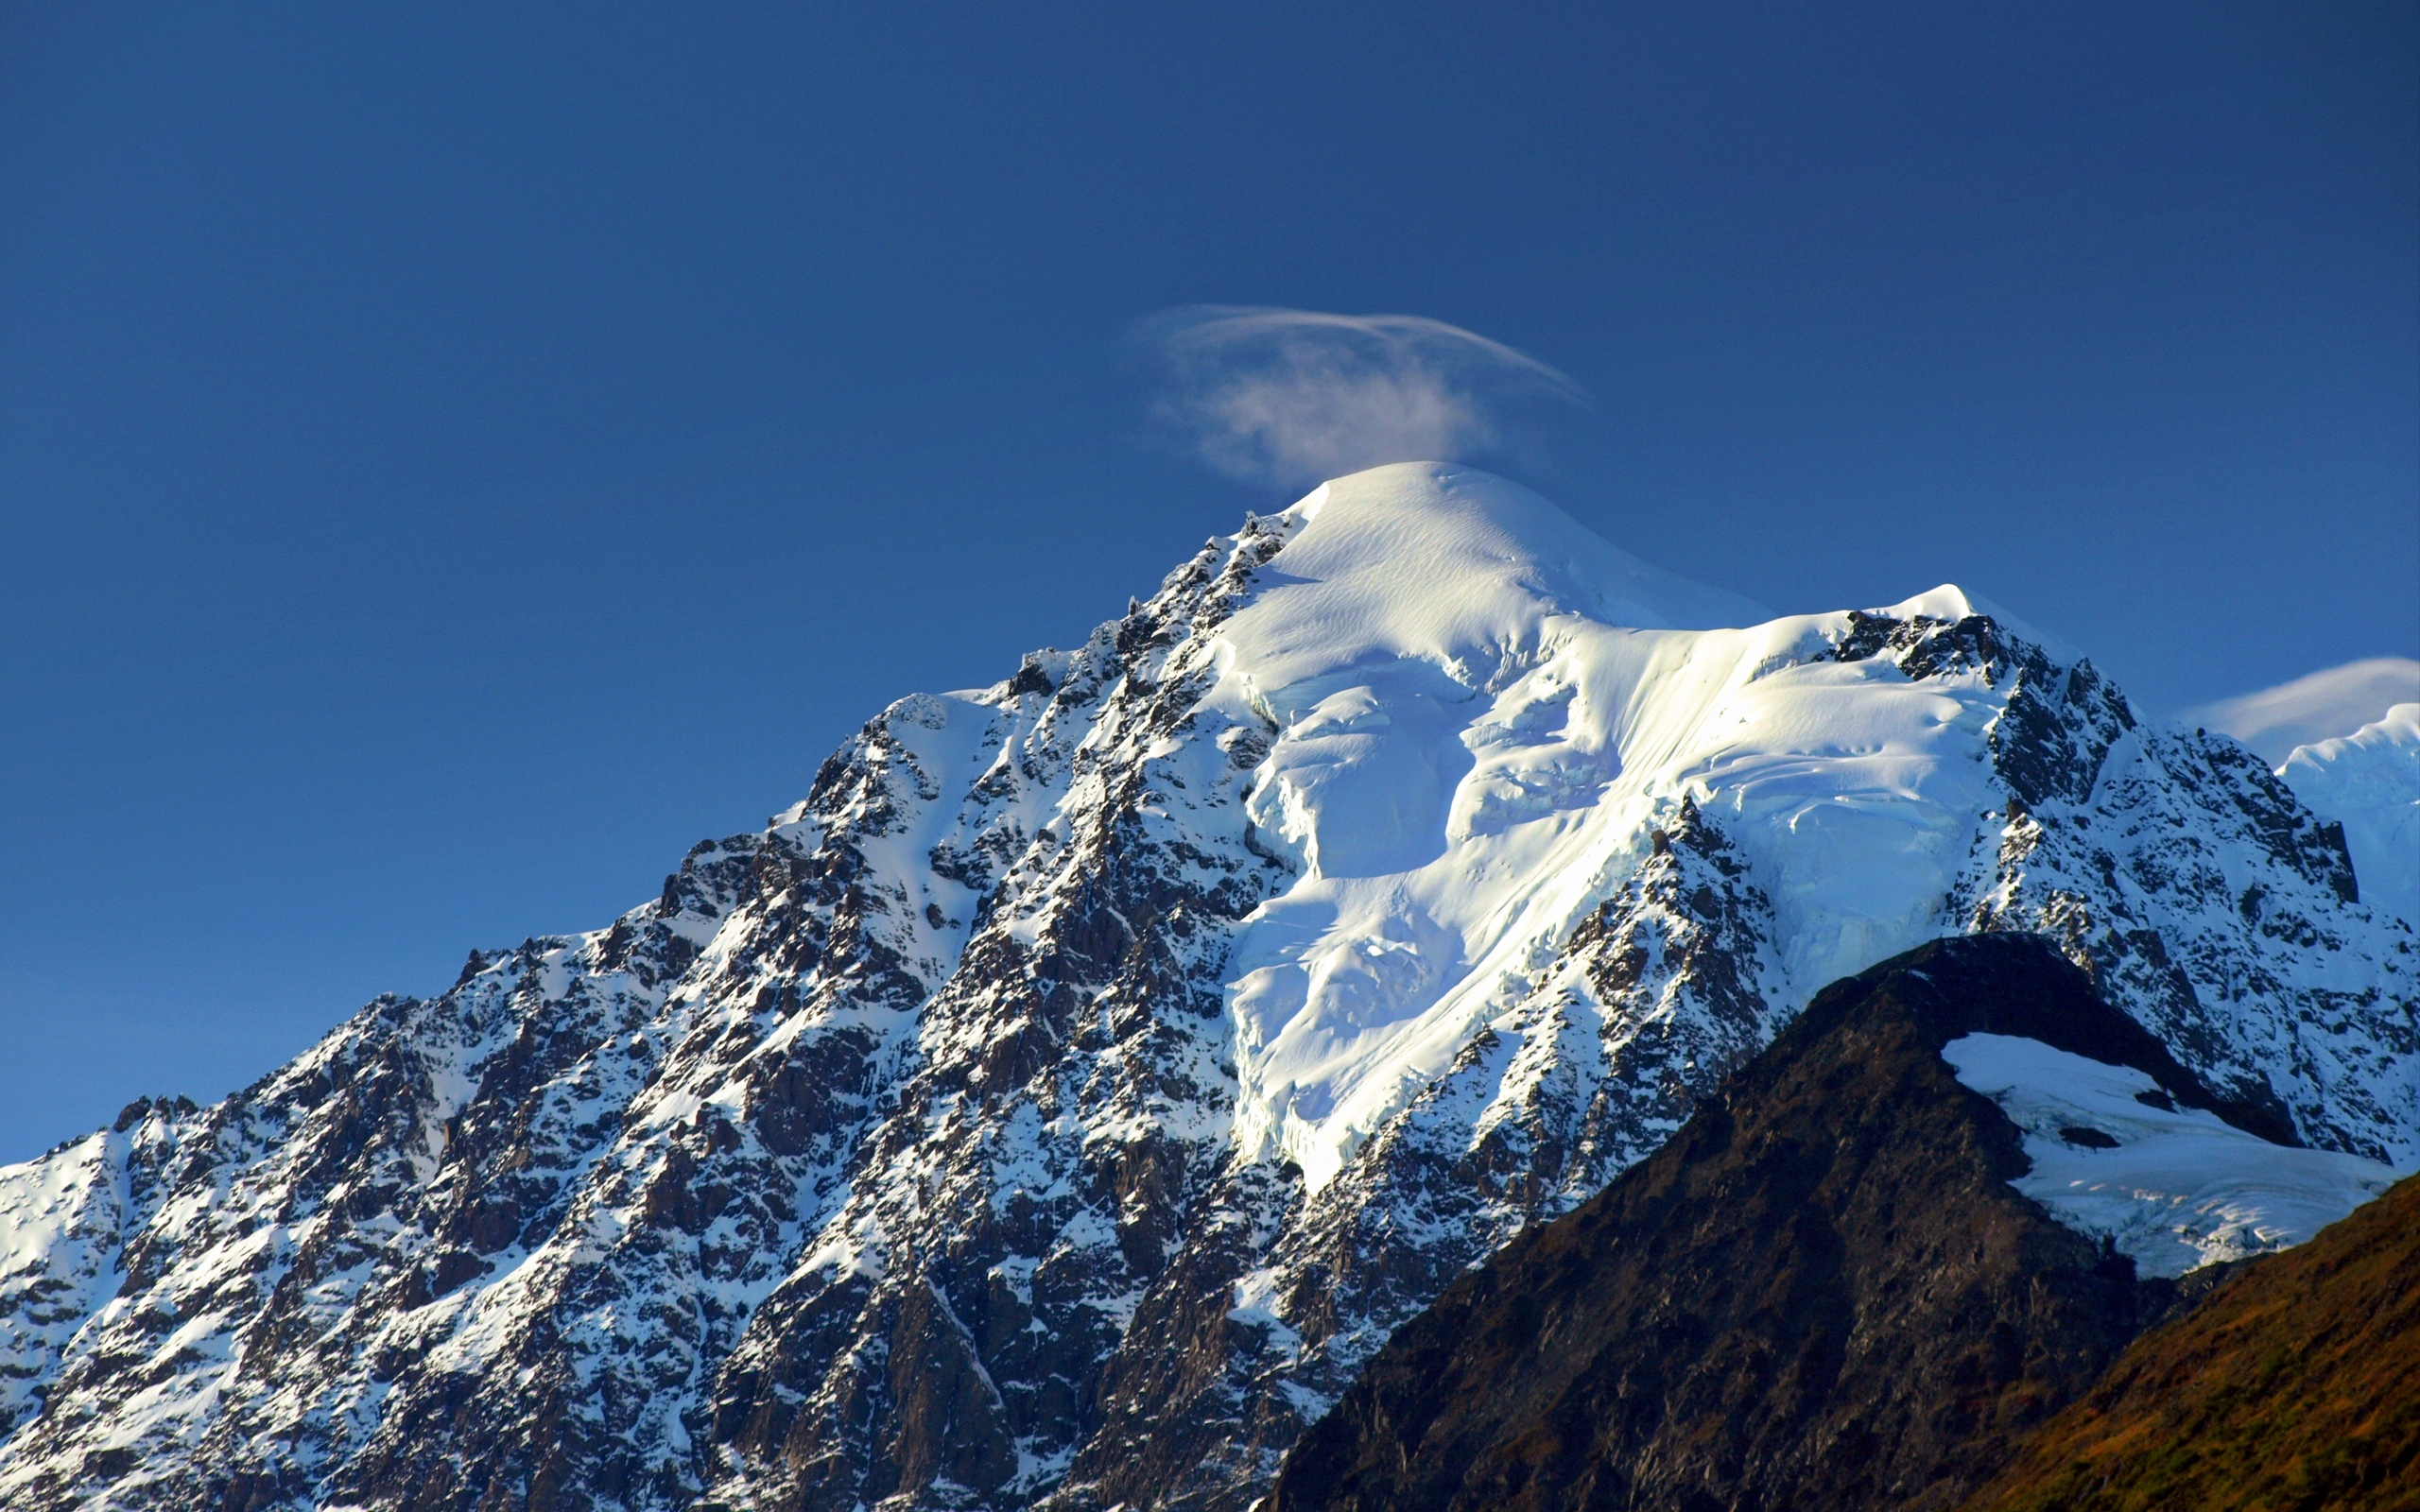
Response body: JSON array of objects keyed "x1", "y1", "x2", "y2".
[
  {"x1": 0, "y1": 463, "x2": 2412, "y2": 1511},
  {"x1": 1262, "y1": 934, "x2": 2272, "y2": 1512}
]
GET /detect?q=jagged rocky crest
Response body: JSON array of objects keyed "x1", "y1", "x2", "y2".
[{"x1": 1, "y1": 463, "x2": 2413, "y2": 1511}]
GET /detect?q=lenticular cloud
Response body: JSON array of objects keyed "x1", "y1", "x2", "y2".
[
  {"x1": 2183, "y1": 657, "x2": 2420, "y2": 765},
  {"x1": 1137, "y1": 306, "x2": 1588, "y2": 487}
]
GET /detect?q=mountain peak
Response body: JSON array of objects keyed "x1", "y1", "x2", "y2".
[
  {"x1": 1865, "y1": 579, "x2": 2080, "y2": 661},
  {"x1": 1231, "y1": 464, "x2": 1769, "y2": 688}
]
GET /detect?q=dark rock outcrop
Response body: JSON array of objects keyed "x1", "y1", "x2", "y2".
[{"x1": 1266, "y1": 934, "x2": 2257, "y2": 1512}]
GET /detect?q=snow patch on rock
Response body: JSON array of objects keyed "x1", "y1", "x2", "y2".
[{"x1": 1944, "y1": 1033, "x2": 2407, "y2": 1277}]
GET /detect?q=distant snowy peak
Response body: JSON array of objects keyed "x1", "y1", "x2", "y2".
[{"x1": 2280, "y1": 703, "x2": 2420, "y2": 928}]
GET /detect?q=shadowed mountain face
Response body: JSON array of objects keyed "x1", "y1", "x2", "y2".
[
  {"x1": 1957, "y1": 1171, "x2": 2420, "y2": 1512},
  {"x1": 1265, "y1": 934, "x2": 2281, "y2": 1512}
]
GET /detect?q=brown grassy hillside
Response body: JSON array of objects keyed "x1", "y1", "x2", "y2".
[{"x1": 1961, "y1": 1173, "x2": 2420, "y2": 1512}]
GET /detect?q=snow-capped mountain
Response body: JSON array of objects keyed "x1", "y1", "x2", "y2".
[
  {"x1": 1, "y1": 463, "x2": 2413, "y2": 1512},
  {"x1": 2279, "y1": 703, "x2": 2420, "y2": 931}
]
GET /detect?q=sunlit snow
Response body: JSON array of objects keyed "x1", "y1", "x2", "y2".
[
  {"x1": 1215, "y1": 465, "x2": 2044, "y2": 1189},
  {"x1": 2279, "y1": 703, "x2": 2420, "y2": 930},
  {"x1": 1944, "y1": 1033, "x2": 2407, "y2": 1277}
]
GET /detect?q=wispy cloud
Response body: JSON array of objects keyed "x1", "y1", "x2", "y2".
[
  {"x1": 2181, "y1": 657, "x2": 2420, "y2": 765},
  {"x1": 1134, "y1": 306, "x2": 1589, "y2": 489}
]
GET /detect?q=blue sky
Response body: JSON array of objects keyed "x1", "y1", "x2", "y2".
[{"x1": 2, "y1": 1, "x2": 2414, "y2": 1161}]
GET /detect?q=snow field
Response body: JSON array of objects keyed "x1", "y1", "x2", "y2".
[{"x1": 1944, "y1": 1033, "x2": 2408, "y2": 1277}]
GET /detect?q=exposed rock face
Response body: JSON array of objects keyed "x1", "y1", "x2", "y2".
[
  {"x1": 0, "y1": 464, "x2": 2412, "y2": 1511},
  {"x1": 1263, "y1": 935, "x2": 2264, "y2": 1512}
]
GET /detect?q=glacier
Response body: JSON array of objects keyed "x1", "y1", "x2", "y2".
[{"x1": 0, "y1": 462, "x2": 2412, "y2": 1511}]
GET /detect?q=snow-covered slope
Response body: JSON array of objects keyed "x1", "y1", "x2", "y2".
[
  {"x1": 1945, "y1": 1034, "x2": 2406, "y2": 1277},
  {"x1": 2279, "y1": 703, "x2": 2420, "y2": 930},
  {"x1": 1, "y1": 463, "x2": 2413, "y2": 1512}
]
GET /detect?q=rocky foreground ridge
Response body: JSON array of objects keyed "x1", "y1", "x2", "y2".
[
  {"x1": 1261, "y1": 934, "x2": 2380, "y2": 1512},
  {"x1": 1, "y1": 463, "x2": 2413, "y2": 1511},
  {"x1": 1962, "y1": 1161, "x2": 2418, "y2": 1512}
]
